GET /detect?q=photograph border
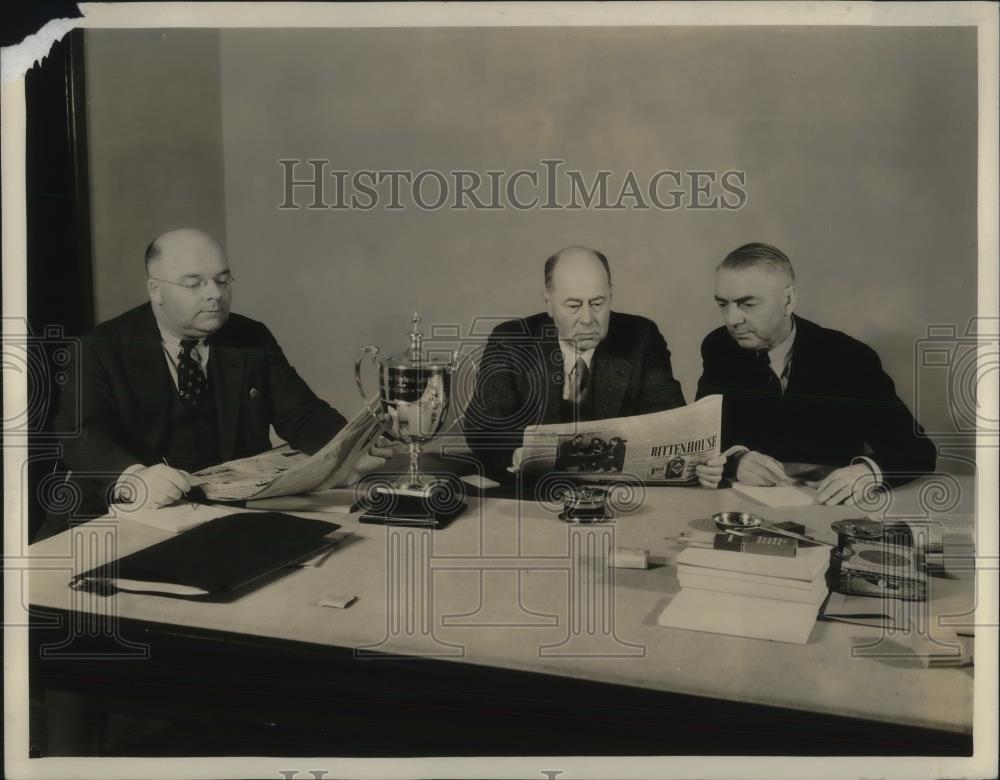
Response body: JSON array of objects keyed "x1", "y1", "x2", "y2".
[{"x1": 3, "y1": 3, "x2": 997, "y2": 779}]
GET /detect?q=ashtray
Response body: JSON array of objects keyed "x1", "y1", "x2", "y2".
[
  {"x1": 831, "y1": 518, "x2": 885, "y2": 541},
  {"x1": 559, "y1": 486, "x2": 614, "y2": 524},
  {"x1": 713, "y1": 511, "x2": 766, "y2": 532}
]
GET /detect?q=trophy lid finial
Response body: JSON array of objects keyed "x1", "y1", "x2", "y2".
[{"x1": 409, "y1": 311, "x2": 423, "y2": 360}]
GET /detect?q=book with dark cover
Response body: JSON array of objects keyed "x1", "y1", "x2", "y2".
[
  {"x1": 713, "y1": 532, "x2": 797, "y2": 557},
  {"x1": 69, "y1": 512, "x2": 340, "y2": 600}
]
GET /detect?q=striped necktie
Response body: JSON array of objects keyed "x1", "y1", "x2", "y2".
[{"x1": 568, "y1": 356, "x2": 591, "y2": 405}]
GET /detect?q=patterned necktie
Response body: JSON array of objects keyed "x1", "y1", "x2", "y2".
[
  {"x1": 755, "y1": 349, "x2": 782, "y2": 394},
  {"x1": 568, "y1": 356, "x2": 591, "y2": 405},
  {"x1": 177, "y1": 338, "x2": 207, "y2": 407}
]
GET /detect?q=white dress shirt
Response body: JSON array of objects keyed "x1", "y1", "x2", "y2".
[
  {"x1": 558, "y1": 341, "x2": 595, "y2": 401},
  {"x1": 158, "y1": 327, "x2": 209, "y2": 390},
  {"x1": 762, "y1": 319, "x2": 795, "y2": 393}
]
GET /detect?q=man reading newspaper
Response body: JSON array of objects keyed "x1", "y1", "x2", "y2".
[
  {"x1": 511, "y1": 395, "x2": 724, "y2": 486},
  {"x1": 463, "y1": 245, "x2": 725, "y2": 488},
  {"x1": 49, "y1": 229, "x2": 394, "y2": 535}
]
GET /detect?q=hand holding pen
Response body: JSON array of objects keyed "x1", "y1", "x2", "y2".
[{"x1": 119, "y1": 458, "x2": 195, "y2": 510}]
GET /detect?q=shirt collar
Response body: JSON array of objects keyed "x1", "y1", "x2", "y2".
[
  {"x1": 766, "y1": 318, "x2": 796, "y2": 376},
  {"x1": 558, "y1": 340, "x2": 596, "y2": 370},
  {"x1": 157, "y1": 324, "x2": 205, "y2": 357}
]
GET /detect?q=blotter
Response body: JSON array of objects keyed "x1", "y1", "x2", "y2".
[{"x1": 69, "y1": 512, "x2": 341, "y2": 600}]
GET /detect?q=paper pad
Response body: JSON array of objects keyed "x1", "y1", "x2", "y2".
[{"x1": 657, "y1": 589, "x2": 819, "y2": 644}]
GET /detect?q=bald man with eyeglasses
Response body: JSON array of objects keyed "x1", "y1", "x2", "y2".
[{"x1": 46, "y1": 228, "x2": 392, "y2": 534}]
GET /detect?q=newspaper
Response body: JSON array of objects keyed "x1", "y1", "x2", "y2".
[
  {"x1": 509, "y1": 394, "x2": 723, "y2": 484},
  {"x1": 190, "y1": 404, "x2": 382, "y2": 502}
]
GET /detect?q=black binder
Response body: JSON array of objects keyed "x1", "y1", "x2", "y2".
[{"x1": 69, "y1": 512, "x2": 340, "y2": 601}]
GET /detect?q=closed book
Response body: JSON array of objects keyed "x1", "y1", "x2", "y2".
[
  {"x1": 819, "y1": 591, "x2": 903, "y2": 629},
  {"x1": 69, "y1": 512, "x2": 341, "y2": 601},
  {"x1": 657, "y1": 589, "x2": 820, "y2": 644},
  {"x1": 677, "y1": 542, "x2": 830, "y2": 582},
  {"x1": 676, "y1": 562, "x2": 827, "y2": 591},
  {"x1": 712, "y1": 532, "x2": 796, "y2": 557},
  {"x1": 678, "y1": 571, "x2": 828, "y2": 605}
]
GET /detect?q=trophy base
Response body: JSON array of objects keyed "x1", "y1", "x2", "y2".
[
  {"x1": 358, "y1": 484, "x2": 466, "y2": 530},
  {"x1": 558, "y1": 509, "x2": 615, "y2": 524}
]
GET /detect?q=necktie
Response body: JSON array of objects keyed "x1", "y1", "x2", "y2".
[
  {"x1": 755, "y1": 349, "x2": 782, "y2": 394},
  {"x1": 177, "y1": 339, "x2": 207, "y2": 406},
  {"x1": 568, "y1": 356, "x2": 591, "y2": 405}
]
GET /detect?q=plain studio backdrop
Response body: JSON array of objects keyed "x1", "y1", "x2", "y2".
[{"x1": 82, "y1": 26, "x2": 978, "y2": 459}]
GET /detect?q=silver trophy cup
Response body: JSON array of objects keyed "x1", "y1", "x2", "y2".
[{"x1": 355, "y1": 313, "x2": 457, "y2": 492}]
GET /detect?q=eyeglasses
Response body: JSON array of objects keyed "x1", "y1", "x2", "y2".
[{"x1": 149, "y1": 274, "x2": 235, "y2": 292}]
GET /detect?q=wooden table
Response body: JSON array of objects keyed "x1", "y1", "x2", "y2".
[{"x1": 25, "y1": 472, "x2": 975, "y2": 756}]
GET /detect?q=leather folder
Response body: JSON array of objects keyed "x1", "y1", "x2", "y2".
[{"x1": 69, "y1": 512, "x2": 341, "y2": 601}]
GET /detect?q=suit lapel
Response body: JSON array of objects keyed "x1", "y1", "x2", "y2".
[
  {"x1": 125, "y1": 306, "x2": 172, "y2": 451},
  {"x1": 784, "y1": 315, "x2": 814, "y2": 395},
  {"x1": 590, "y1": 339, "x2": 631, "y2": 420},
  {"x1": 208, "y1": 334, "x2": 247, "y2": 463},
  {"x1": 540, "y1": 335, "x2": 564, "y2": 425}
]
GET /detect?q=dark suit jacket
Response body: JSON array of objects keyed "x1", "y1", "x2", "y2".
[
  {"x1": 53, "y1": 303, "x2": 347, "y2": 519},
  {"x1": 463, "y1": 311, "x2": 685, "y2": 477},
  {"x1": 695, "y1": 315, "x2": 936, "y2": 484}
]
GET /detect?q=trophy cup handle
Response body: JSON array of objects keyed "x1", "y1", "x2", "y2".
[{"x1": 355, "y1": 345, "x2": 396, "y2": 440}]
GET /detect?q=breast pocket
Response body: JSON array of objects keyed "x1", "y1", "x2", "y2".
[{"x1": 243, "y1": 376, "x2": 269, "y2": 417}]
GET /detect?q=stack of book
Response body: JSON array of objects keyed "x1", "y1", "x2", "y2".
[{"x1": 658, "y1": 531, "x2": 831, "y2": 644}]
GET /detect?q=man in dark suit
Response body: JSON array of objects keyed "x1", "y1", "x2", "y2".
[
  {"x1": 697, "y1": 242, "x2": 937, "y2": 505},
  {"x1": 51, "y1": 228, "x2": 392, "y2": 527},
  {"x1": 464, "y1": 245, "x2": 724, "y2": 487}
]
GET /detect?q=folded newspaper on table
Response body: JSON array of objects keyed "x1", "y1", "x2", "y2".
[
  {"x1": 190, "y1": 405, "x2": 382, "y2": 502},
  {"x1": 509, "y1": 394, "x2": 722, "y2": 484}
]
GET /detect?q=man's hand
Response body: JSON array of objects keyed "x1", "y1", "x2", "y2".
[
  {"x1": 695, "y1": 455, "x2": 726, "y2": 488},
  {"x1": 344, "y1": 436, "x2": 403, "y2": 485},
  {"x1": 814, "y1": 463, "x2": 873, "y2": 506},
  {"x1": 734, "y1": 451, "x2": 789, "y2": 486},
  {"x1": 121, "y1": 464, "x2": 192, "y2": 509}
]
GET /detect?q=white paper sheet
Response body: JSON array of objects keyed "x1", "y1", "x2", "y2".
[
  {"x1": 658, "y1": 589, "x2": 820, "y2": 644},
  {"x1": 245, "y1": 489, "x2": 358, "y2": 514},
  {"x1": 115, "y1": 501, "x2": 238, "y2": 534},
  {"x1": 731, "y1": 482, "x2": 816, "y2": 507}
]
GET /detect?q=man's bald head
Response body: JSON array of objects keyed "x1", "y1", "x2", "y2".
[
  {"x1": 145, "y1": 228, "x2": 232, "y2": 338},
  {"x1": 544, "y1": 246, "x2": 612, "y2": 291},
  {"x1": 145, "y1": 228, "x2": 226, "y2": 272}
]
